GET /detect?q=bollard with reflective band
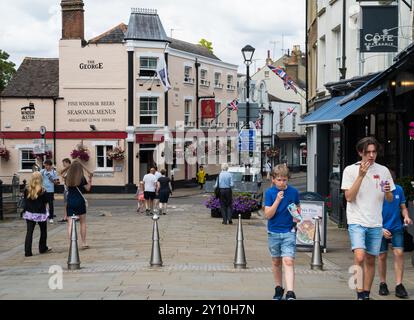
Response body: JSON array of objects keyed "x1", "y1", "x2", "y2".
[
  {"x1": 234, "y1": 214, "x2": 247, "y2": 269},
  {"x1": 150, "y1": 212, "x2": 163, "y2": 267},
  {"x1": 310, "y1": 216, "x2": 323, "y2": 270},
  {"x1": 67, "y1": 216, "x2": 80, "y2": 270}
]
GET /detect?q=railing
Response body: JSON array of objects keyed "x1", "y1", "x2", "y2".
[
  {"x1": 184, "y1": 77, "x2": 194, "y2": 84},
  {"x1": 227, "y1": 84, "x2": 236, "y2": 91},
  {"x1": 214, "y1": 83, "x2": 224, "y2": 89},
  {"x1": 200, "y1": 79, "x2": 210, "y2": 87}
]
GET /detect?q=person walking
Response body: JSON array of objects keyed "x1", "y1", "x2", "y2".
[
  {"x1": 22, "y1": 172, "x2": 51, "y2": 257},
  {"x1": 153, "y1": 166, "x2": 162, "y2": 210},
  {"x1": 264, "y1": 164, "x2": 301, "y2": 300},
  {"x1": 157, "y1": 169, "x2": 173, "y2": 215},
  {"x1": 196, "y1": 165, "x2": 207, "y2": 190},
  {"x1": 58, "y1": 158, "x2": 71, "y2": 223},
  {"x1": 378, "y1": 171, "x2": 413, "y2": 298},
  {"x1": 65, "y1": 160, "x2": 92, "y2": 249},
  {"x1": 40, "y1": 160, "x2": 59, "y2": 224},
  {"x1": 143, "y1": 167, "x2": 157, "y2": 215},
  {"x1": 214, "y1": 163, "x2": 234, "y2": 225},
  {"x1": 136, "y1": 181, "x2": 145, "y2": 213},
  {"x1": 265, "y1": 160, "x2": 272, "y2": 180},
  {"x1": 341, "y1": 137, "x2": 395, "y2": 300}
]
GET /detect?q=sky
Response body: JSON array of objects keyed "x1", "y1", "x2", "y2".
[{"x1": 0, "y1": 0, "x2": 305, "y2": 73}]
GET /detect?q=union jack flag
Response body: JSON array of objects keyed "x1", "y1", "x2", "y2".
[
  {"x1": 287, "y1": 107, "x2": 294, "y2": 115},
  {"x1": 227, "y1": 99, "x2": 238, "y2": 111},
  {"x1": 255, "y1": 118, "x2": 262, "y2": 129},
  {"x1": 268, "y1": 65, "x2": 298, "y2": 94}
]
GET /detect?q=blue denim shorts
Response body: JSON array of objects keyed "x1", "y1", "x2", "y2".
[
  {"x1": 348, "y1": 224, "x2": 383, "y2": 256},
  {"x1": 268, "y1": 231, "x2": 296, "y2": 258},
  {"x1": 379, "y1": 230, "x2": 404, "y2": 253}
]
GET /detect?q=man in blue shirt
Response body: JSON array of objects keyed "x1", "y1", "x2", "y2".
[
  {"x1": 264, "y1": 164, "x2": 300, "y2": 300},
  {"x1": 378, "y1": 175, "x2": 413, "y2": 298},
  {"x1": 214, "y1": 163, "x2": 234, "y2": 225},
  {"x1": 40, "y1": 160, "x2": 59, "y2": 224}
]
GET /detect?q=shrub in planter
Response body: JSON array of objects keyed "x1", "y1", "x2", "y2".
[{"x1": 204, "y1": 194, "x2": 259, "y2": 219}]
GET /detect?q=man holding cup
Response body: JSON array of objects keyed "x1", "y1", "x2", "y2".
[{"x1": 341, "y1": 137, "x2": 394, "y2": 300}]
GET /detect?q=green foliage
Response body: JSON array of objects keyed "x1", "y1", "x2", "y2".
[
  {"x1": 0, "y1": 50, "x2": 16, "y2": 93},
  {"x1": 198, "y1": 39, "x2": 213, "y2": 53},
  {"x1": 395, "y1": 176, "x2": 414, "y2": 201}
]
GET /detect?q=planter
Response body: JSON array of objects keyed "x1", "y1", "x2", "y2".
[
  {"x1": 232, "y1": 211, "x2": 251, "y2": 219},
  {"x1": 211, "y1": 208, "x2": 222, "y2": 218}
]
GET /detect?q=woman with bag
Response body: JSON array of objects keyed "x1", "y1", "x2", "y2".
[
  {"x1": 156, "y1": 169, "x2": 173, "y2": 215},
  {"x1": 22, "y1": 172, "x2": 51, "y2": 256},
  {"x1": 65, "y1": 160, "x2": 92, "y2": 249}
]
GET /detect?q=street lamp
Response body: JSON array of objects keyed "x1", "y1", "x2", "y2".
[{"x1": 241, "y1": 45, "x2": 255, "y2": 161}]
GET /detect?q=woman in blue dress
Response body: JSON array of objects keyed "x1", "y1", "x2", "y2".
[{"x1": 65, "y1": 160, "x2": 92, "y2": 249}]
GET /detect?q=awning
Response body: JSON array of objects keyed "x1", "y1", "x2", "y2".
[{"x1": 299, "y1": 88, "x2": 385, "y2": 125}]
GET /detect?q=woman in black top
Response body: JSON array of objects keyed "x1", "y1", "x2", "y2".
[
  {"x1": 156, "y1": 169, "x2": 172, "y2": 215},
  {"x1": 23, "y1": 172, "x2": 50, "y2": 256},
  {"x1": 65, "y1": 160, "x2": 92, "y2": 249}
]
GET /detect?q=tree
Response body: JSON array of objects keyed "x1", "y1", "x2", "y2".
[
  {"x1": 198, "y1": 39, "x2": 213, "y2": 53},
  {"x1": 0, "y1": 50, "x2": 16, "y2": 93}
]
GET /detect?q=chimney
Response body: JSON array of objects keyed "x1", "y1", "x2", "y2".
[
  {"x1": 61, "y1": 0, "x2": 84, "y2": 40},
  {"x1": 266, "y1": 50, "x2": 273, "y2": 66},
  {"x1": 267, "y1": 50, "x2": 270, "y2": 59}
]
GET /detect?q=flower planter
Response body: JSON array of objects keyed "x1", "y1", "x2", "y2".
[
  {"x1": 232, "y1": 211, "x2": 251, "y2": 219},
  {"x1": 211, "y1": 208, "x2": 222, "y2": 218}
]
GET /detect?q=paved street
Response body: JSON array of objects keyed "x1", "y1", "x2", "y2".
[{"x1": 0, "y1": 172, "x2": 413, "y2": 300}]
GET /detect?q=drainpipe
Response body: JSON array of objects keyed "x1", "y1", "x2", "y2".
[
  {"x1": 53, "y1": 97, "x2": 57, "y2": 165},
  {"x1": 305, "y1": 0, "x2": 309, "y2": 113},
  {"x1": 339, "y1": 0, "x2": 347, "y2": 80}
]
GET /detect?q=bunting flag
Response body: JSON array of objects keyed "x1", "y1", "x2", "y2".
[
  {"x1": 255, "y1": 118, "x2": 262, "y2": 129},
  {"x1": 267, "y1": 64, "x2": 298, "y2": 94},
  {"x1": 156, "y1": 56, "x2": 171, "y2": 92},
  {"x1": 227, "y1": 99, "x2": 238, "y2": 111}
]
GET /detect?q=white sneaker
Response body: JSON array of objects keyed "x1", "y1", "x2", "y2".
[{"x1": 49, "y1": 219, "x2": 54, "y2": 224}]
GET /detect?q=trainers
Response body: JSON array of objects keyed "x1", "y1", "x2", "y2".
[
  {"x1": 49, "y1": 219, "x2": 54, "y2": 224},
  {"x1": 395, "y1": 283, "x2": 408, "y2": 298},
  {"x1": 379, "y1": 282, "x2": 389, "y2": 296},
  {"x1": 272, "y1": 286, "x2": 284, "y2": 300},
  {"x1": 285, "y1": 291, "x2": 296, "y2": 300}
]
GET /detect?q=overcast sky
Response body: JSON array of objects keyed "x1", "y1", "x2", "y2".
[{"x1": 0, "y1": 0, "x2": 305, "y2": 73}]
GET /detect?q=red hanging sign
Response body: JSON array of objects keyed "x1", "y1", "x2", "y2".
[{"x1": 201, "y1": 99, "x2": 215, "y2": 119}]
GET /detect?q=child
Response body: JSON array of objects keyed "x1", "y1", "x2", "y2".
[
  {"x1": 136, "y1": 181, "x2": 145, "y2": 213},
  {"x1": 22, "y1": 172, "x2": 51, "y2": 257},
  {"x1": 264, "y1": 164, "x2": 301, "y2": 300}
]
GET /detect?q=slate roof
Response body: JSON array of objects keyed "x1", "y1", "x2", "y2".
[
  {"x1": 1, "y1": 58, "x2": 59, "y2": 98},
  {"x1": 88, "y1": 23, "x2": 127, "y2": 44},
  {"x1": 124, "y1": 10, "x2": 169, "y2": 42}
]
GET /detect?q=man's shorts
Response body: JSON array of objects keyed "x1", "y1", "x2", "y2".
[
  {"x1": 380, "y1": 230, "x2": 404, "y2": 253},
  {"x1": 267, "y1": 231, "x2": 296, "y2": 258},
  {"x1": 144, "y1": 191, "x2": 156, "y2": 200},
  {"x1": 348, "y1": 224, "x2": 383, "y2": 256}
]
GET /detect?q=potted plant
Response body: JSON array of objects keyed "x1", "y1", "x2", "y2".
[
  {"x1": 0, "y1": 146, "x2": 10, "y2": 161},
  {"x1": 70, "y1": 143, "x2": 90, "y2": 162},
  {"x1": 203, "y1": 194, "x2": 260, "y2": 219},
  {"x1": 107, "y1": 146, "x2": 125, "y2": 161}
]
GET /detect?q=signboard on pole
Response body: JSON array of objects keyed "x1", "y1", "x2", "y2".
[
  {"x1": 201, "y1": 99, "x2": 215, "y2": 118},
  {"x1": 239, "y1": 129, "x2": 256, "y2": 152},
  {"x1": 360, "y1": 6, "x2": 398, "y2": 52},
  {"x1": 236, "y1": 102, "x2": 260, "y2": 121}
]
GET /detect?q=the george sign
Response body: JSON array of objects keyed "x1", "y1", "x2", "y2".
[
  {"x1": 360, "y1": 6, "x2": 398, "y2": 52},
  {"x1": 79, "y1": 60, "x2": 104, "y2": 70},
  {"x1": 201, "y1": 99, "x2": 215, "y2": 118},
  {"x1": 296, "y1": 200, "x2": 326, "y2": 250}
]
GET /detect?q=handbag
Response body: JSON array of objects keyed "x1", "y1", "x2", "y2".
[
  {"x1": 76, "y1": 187, "x2": 88, "y2": 208},
  {"x1": 214, "y1": 174, "x2": 220, "y2": 198}
]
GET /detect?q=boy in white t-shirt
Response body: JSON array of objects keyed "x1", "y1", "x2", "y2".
[{"x1": 341, "y1": 136, "x2": 394, "y2": 300}]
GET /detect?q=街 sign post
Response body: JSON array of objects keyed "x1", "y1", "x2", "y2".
[{"x1": 360, "y1": 5, "x2": 398, "y2": 53}]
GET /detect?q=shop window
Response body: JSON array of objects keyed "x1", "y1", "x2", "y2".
[
  {"x1": 96, "y1": 145, "x2": 113, "y2": 169},
  {"x1": 139, "y1": 57, "x2": 157, "y2": 77},
  {"x1": 20, "y1": 149, "x2": 36, "y2": 171},
  {"x1": 140, "y1": 97, "x2": 158, "y2": 125}
]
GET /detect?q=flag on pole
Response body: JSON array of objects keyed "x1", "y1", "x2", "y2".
[
  {"x1": 156, "y1": 56, "x2": 171, "y2": 92},
  {"x1": 227, "y1": 99, "x2": 238, "y2": 111}
]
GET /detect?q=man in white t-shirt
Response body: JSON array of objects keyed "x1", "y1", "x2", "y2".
[
  {"x1": 143, "y1": 167, "x2": 158, "y2": 215},
  {"x1": 341, "y1": 136, "x2": 394, "y2": 300}
]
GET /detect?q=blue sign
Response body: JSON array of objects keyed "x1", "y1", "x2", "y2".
[{"x1": 239, "y1": 129, "x2": 256, "y2": 152}]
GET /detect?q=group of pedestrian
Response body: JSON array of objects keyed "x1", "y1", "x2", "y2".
[
  {"x1": 23, "y1": 158, "x2": 92, "y2": 257},
  {"x1": 137, "y1": 166, "x2": 172, "y2": 215}
]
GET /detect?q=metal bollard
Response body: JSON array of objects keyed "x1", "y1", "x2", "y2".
[
  {"x1": 150, "y1": 212, "x2": 163, "y2": 267},
  {"x1": 310, "y1": 216, "x2": 323, "y2": 270},
  {"x1": 234, "y1": 214, "x2": 247, "y2": 269},
  {"x1": 67, "y1": 217, "x2": 80, "y2": 270}
]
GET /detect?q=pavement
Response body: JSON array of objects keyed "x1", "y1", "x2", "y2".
[{"x1": 0, "y1": 171, "x2": 413, "y2": 300}]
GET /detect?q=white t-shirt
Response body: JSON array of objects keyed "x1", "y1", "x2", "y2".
[
  {"x1": 143, "y1": 173, "x2": 157, "y2": 192},
  {"x1": 341, "y1": 162, "x2": 395, "y2": 227},
  {"x1": 154, "y1": 171, "x2": 162, "y2": 181}
]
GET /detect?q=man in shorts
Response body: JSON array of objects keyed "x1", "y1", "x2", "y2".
[
  {"x1": 143, "y1": 167, "x2": 157, "y2": 215},
  {"x1": 341, "y1": 137, "x2": 394, "y2": 300}
]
